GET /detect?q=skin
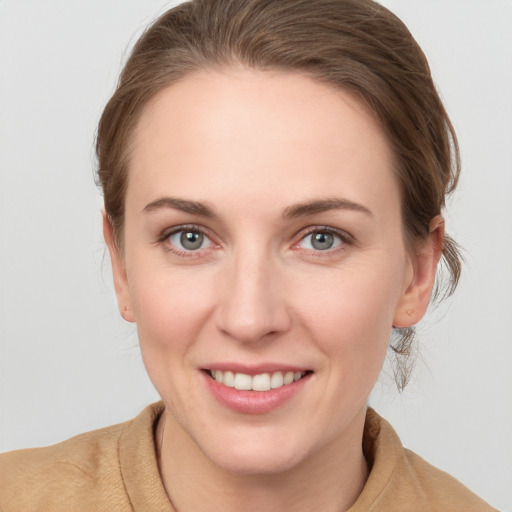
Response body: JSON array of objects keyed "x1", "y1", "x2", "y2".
[{"x1": 104, "y1": 68, "x2": 443, "y2": 512}]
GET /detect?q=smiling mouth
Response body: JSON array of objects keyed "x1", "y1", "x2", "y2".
[{"x1": 205, "y1": 369, "x2": 312, "y2": 391}]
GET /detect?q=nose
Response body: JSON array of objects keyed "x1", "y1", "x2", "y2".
[{"x1": 215, "y1": 249, "x2": 292, "y2": 344}]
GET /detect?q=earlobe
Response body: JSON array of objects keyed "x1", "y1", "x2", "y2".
[
  {"x1": 393, "y1": 215, "x2": 445, "y2": 328},
  {"x1": 102, "y1": 213, "x2": 135, "y2": 323}
]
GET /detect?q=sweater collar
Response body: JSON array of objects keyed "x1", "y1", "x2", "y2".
[{"x1": 118, "y1": 402, "x2": 424, "y2": 512}]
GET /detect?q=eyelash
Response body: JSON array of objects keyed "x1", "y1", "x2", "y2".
[
  {"x1": 293, "y1": 226, "x2": 352, "y2": 255},
  {"x1": 157, "y1": 224, "x2": 216, "y2": 257},
  {"x1": 156, "y1": 225, "x2": 352, "y2": 257}
]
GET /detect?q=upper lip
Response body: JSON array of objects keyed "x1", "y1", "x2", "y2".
[{"x1": 201, "y1": 363, "x2": 312, "y2": 375}]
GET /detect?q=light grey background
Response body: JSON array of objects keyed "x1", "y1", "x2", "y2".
[{"x1": 1, "y1": 1, "x2": 511, "y2": 510}]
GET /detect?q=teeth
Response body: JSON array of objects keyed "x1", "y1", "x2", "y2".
[
  {"x1": 270, "y1": 372, "x2": 284, "y2": 389},
  {"x1": 284, "y1": 371, "x2": 294, "y2": 385},
  {"x1": 209, "y1": 369, "x2": 307, "y2": 391},
  {"x1": 233, "y1": 373, "x2": 252, "y2": 390},
  {"x1": 223, "y1": 370, "x2": 235, "y2": 387},
  {"x1": 252, "y1": 373, "x2": 271, "y2": 391}
]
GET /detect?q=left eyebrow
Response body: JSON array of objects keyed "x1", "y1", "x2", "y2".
[
  {"x1": 282, "y1": 197, "x2": 373, "y2": 219},
  {"x1": 142, "y1": 197, "x2": 216, "y2": 217}
]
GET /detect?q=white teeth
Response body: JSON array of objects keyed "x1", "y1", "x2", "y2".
[
  {"x1": 209, "y1": 369, "x2": 307, "y2": 391},
  {"x1": 270, "y1": 371, "x2": 284, "y2": 389},
  {"x1": 283, "y1": 371, "x2": 294, "y2": 385},
  {"x1": 252, "y1": 373, "x2": 271, "y2": 391},
  {"x1": 234, "y1": 373, "x2": 252, "y2": 391},
  {"x1": 223, "y1": 370, "x2": 235, "y2": 387}
]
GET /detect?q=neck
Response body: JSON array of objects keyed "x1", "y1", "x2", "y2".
[{"x1": 156, "y1": 409, "x2": 369, "y2": 512}]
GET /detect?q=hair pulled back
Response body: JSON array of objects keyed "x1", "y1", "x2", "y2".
[{"x1": 96, "y1": 0, "x2": 462, "y2": 389}]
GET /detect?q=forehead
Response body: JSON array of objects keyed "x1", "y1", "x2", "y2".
[{"x1": 127, "y1": 68, "x2": 398, "y2": 217}]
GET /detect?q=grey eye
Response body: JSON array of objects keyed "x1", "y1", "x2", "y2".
[
  {"x1": 311, "y1": 232, "x2": 334, "y2": 250},
  {"x1": 168, "y1": 230, "x2": 211, "y2": 251},
  {"x1": 181, "y1": 231, "x2": 203, "y2": 250},
  {"x1": 299, "y1": 231, "x2": 342, "y2": 251}
]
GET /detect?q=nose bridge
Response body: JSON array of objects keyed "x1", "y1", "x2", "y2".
[{"x1": 216, "y1": 243, "x2": 290, "y2": 343}]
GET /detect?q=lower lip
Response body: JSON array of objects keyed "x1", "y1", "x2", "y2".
[{"x1": 202, "y1": 371, "x2": 311, "y2": 414}]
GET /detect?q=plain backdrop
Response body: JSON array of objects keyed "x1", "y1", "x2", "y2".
[{"x1": 0, "y1": 1, "x2": 511, "y2": 510}]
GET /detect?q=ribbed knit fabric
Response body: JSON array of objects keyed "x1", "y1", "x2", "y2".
[{"x1": 0, "y1": 402, "x2": 495, "y2": 511}]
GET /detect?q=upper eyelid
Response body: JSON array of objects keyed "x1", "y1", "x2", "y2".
[
  {"x1": 296, "y1": 225, "x2": 353, "y2": 242},
  {"x1": 158, "y1": 224, "x2": 211, "y2": 240}
]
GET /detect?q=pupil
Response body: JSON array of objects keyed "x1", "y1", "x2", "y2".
[
  {"x1": 312, "y1": 232, "x2": 333, "y2": 250},
  {"x1": 181, "y1": 231, "x2": 203, "y2": 250}
]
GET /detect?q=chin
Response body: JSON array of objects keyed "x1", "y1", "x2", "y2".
[
  {"x1": 196, "y1": 427, "x2": 312, "y2": 476},
  {"x1": 210, "y1": 447, "x2": 305, "y2": 476}
]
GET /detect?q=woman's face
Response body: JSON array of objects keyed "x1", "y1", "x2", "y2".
[{"x1": 107, "y1": 68, "x2": 437, "y2": 474}]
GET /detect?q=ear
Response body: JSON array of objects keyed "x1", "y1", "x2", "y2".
[
  {"x1": 102, "y1": 213, "x2": 135, "y2": 323},
  {"x1": 393, "y1": 215, "x2": 444, "y2": 328}
]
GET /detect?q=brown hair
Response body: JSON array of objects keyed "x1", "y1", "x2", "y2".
[{"x1": 96, "y1": 0, "x2": 461, "y2": 389}]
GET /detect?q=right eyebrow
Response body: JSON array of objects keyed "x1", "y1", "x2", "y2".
[
  {"x1": 142, "y1": 197, "x2": 216, "y2": 217},
  {"x1": 282, "y1": 197, "x2": 373, "y2": 219}
]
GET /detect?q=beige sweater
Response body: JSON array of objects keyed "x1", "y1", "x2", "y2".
[{"x1": 0, "y1": 403, "x2": 495, "y2": 511}]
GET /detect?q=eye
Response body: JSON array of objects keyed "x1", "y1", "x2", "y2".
[
  {"x1": 167, "y1": 229, "x2": 212, "y2": 251},
  {"x1": 298, "y1": 230, "x2": 343, "y2": 251}
]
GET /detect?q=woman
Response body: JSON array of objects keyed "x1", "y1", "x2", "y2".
[{"x1": 0, "y1": 0, "x2": 499, "y2": 510}]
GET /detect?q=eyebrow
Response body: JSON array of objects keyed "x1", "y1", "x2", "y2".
[
  {"x1": 143, "y1": 197, "x2": 216, "y2": 217},
  {"x1": 282, "y1": 198, "x2": 373, "y2": 219},
  {"x1": 142, "y1": 196, "x2": 372, "y2": 219}
]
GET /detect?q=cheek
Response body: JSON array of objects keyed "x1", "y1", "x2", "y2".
[
  {"x1": 292, "y1": 259, "x2": 402, "y2": 364},
  {"x1": 127, "y1": 270, "x2": 218, "y2": 417},
  {"x1": 128, "y1": 268, "x2": 215, "y2": 357}
]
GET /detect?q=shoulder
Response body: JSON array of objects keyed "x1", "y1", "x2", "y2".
[
  {"x1": 0, "y1": 422, "x2": 128, "y2": 511},
  {"x1": 1, "y1": 419, "x2": 126, "y2": 470},
  {"x1": 403, "y1": 448, "x2": 496, "y2": 511},
  {"x1": 356, "y1": 408, "x2": 497, "y2": 512},
  {"x1": 1, "y1": 414, "x2": 139, "y2": 511}
]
